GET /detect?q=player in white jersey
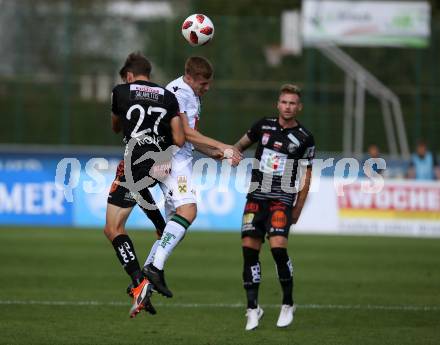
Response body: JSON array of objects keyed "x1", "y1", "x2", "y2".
[{"x1": 143, "y1": 56, "x2": 242, "y2": 298}]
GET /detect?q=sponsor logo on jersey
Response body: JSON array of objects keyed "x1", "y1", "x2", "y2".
[
  {"x1": 109, "y1": 180, "x2": 119, "y2": 194},
  {"x1": 260, "y1": 148, "x2": 287, "y2": 175},
  {"x1": 262, "y1": 125, "x2": 277, "y2": 130},
  {"x1": 274, "y1": 141, "x2": 283, "y2": 150},
  {"x1": 242, "y1": 222, "x2": 256, "y2": 231},
  {"x1": 134, "y1": 134, "x2": 166, "y2": 147},
  {"x1": 269, "y1": 227, "x2": 286, "y2": 233},
  {"x1": 129, "y1": 84, "x2": 165, "y2": 102},
  {"x1": 271, "y1": 210, "x2": 287, "y2": 228},
  {"x1": 245, "y1": 201, "x2": 259, "y2": 213},
  {"x1": 242, "y1": 213, "x2": 255, "y2": 225},
  {"x1": 269, "y1": 202, "x2": 287, "y2": 212},
  {"x1": 130, "y1": 85, "x2": 164, "y2": 94},
  {"x1": 177, "y1": 175, "x2": 188, "y2": 194},
  {"x1": 262, "y1": 133, "x2": 270, "y2": 145},
  {"x1": 124, "y1": 192, "x2": 135, "y2": 202}
]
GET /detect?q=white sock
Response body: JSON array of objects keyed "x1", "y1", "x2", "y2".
[
  {"x1": 152, "y1": 220, "x2": 186, "y2": 270},
  {"x1": 144, "y1": 239, "x2": 161, "y2": 267}
]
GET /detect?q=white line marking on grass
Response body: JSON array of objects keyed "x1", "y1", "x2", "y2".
[{"x1": 0, "y1": 300, "x2": 439, "y2": 312}]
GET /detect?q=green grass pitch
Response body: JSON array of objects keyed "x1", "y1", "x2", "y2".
[{"x1": 0, "y1": 227, "x2": 439, "y2": 345}]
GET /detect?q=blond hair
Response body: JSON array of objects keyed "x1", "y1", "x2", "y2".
[
  {"x1": 185, "y1": 56, "x2": 214, "y2": 79},
  {"x1": 280, "y1": 84, "x2": 302, "y2": 99}
]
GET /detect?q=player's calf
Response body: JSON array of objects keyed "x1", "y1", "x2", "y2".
[
  {"x1": 243, "y1": 246, "x2": 261, "y2": 309},
  {"x1": 271, "y1": 247, "x2": 294, "y2": 306}
]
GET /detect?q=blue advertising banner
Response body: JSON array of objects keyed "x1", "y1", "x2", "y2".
[
  {"x1": 73, "y1": 169, "x2": 247, "y2": 231},
  {"x1": 0, "y1": 153, "x2": 73, "y2": 226},
  {"x1": 0, "y1": 151, "x2": 248, "y2": 231}
]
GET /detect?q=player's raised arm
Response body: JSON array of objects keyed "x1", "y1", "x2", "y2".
[
  {"x1": 234, "y1": 133, "x2": 254, "y2": 153},
  {"x1": 170, "y1": 115, "x2": 185, "y2": 147},
  {"x1": 180, "y1": 112, "x2": 243, "y2": 165}
]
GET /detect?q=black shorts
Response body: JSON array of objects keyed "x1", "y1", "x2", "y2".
[
  {"x1": 107, "y1": 160, "x2": 158, "y2": 210},
  {"x1": 241, "y1": 198, "x2": 292, "y2": 242},
  {"x1": 107, "y1": 161, "x2": 137, "y2": 208}
]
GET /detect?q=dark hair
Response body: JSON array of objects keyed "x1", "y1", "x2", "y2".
[
  {"x1": 119, "y1": 66, "x2": 127, "y2": 80},
  {"x1": 280, "y1": 84, "x2": 302, "y2": 99},
  {"x1": 121, "y1": 52, "x2": 152, "y2": 78},
  {"x1": 185, "y1": 56, "x2": 214, "y2": 79}
]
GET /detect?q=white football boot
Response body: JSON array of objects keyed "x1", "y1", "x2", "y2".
[
  {"x1": 245, "y1": 305, "x2": 264, "y2": 331},
  {"x1": 276, "y1": 304, "x2": 296, "y2": 328}
]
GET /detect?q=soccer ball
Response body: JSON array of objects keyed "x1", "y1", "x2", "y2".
[{"x1": 181, "y1": 14, "x2": 214, "y2": 46}]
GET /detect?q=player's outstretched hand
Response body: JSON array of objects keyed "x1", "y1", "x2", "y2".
[{"x1": 223, "y1": 146, "x2": 243, "y2": 167}]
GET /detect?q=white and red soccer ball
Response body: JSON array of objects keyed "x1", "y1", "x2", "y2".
[{"x1": 181, "y1": 14, "x2": 215, "y2": 46}]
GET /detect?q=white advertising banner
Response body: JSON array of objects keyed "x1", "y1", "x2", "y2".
[
  {"x1": 302, "y1": 0, "x2": 431, "y2": 47},
  {"x1": 296, "y1": 177, "x2": 440, "y2": 237}
]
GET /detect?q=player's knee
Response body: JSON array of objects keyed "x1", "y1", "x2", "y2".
[
  {"x1": 271, "y1": 247, "x2": 289, "y2": 264},
  {"x1": 104, "y1": 223, "x2": 125, "y2": 241},
  {"x1": 241, "y1": 236, "x2": 261, "y2": 251},
  {"x1": 243, "y1": 246, "x2": 259, "y2": 263},
  {"x1": 103, "y1": 223, "x2": 114, "y2": 240},
  {"x1": 176, "y1": 203, "x2": 197, "y2": 223},
  {"x1": 271, "y1": 247, "x2": 293, "y2": 281},
  {"x1": 269, "y1": 235, "x2": 288, "y2": 248}
]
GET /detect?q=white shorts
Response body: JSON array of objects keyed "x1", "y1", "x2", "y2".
[{"x1": 159, "y1": 154, "x2": 197, "y2": 220}]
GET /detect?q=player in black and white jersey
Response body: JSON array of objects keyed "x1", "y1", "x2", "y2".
[
  {"x1": 141, "y1": 57, "x2": 243, "y2": 299},
  {"x1": 103, "y1": 52, "x2": 185, "y2": 318},
  {"x1": 234, "y1": 84, "x2": 315, "y2": 330},
  {"x1": 106, "y1": 62, "x2": 171, "y2": 304}
]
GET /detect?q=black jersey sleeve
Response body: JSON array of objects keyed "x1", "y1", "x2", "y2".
[
  {"x1": 165, "y1": 92, "x2": 180, "y2": 120},
  {"x1": 111, "y1": 86, "x2": 122, "y2": 117},
  {"x1": 246, "y1": 118, "x2": 265, "y2": 142}
]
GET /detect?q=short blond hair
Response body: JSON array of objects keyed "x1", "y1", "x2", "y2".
[
  {"x1": 280, "y1": 84, "x2": 302, "y2": 99},
  {"x1": 185, "y1": 56, "x2": 214, "y2": 79}
]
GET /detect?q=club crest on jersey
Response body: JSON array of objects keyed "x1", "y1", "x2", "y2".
[
  {"x1": 288, "y1": 143, "x2": 297, "y2": 153},
  {"x1": 262, "y1": 133, "x2": 270, "y2": 145},
  {"x1": 177, "y1": 175, "x2": 188, "y2": 194}
]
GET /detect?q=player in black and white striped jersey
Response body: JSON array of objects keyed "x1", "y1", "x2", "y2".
[
  {"x1": 104, "y1": 52, "x2": 185, "y2": 318},
  {"x1": 234, "y1": 84, "x2": 315, "y2": 330}
]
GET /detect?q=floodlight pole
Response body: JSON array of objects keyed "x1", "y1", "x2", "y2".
[
  {"x1": 354, "y1": 73, "x2": 366, "y2": 157},
  {"x1": 343, "y1": 75, "x2": 354, "y2": 156}
]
